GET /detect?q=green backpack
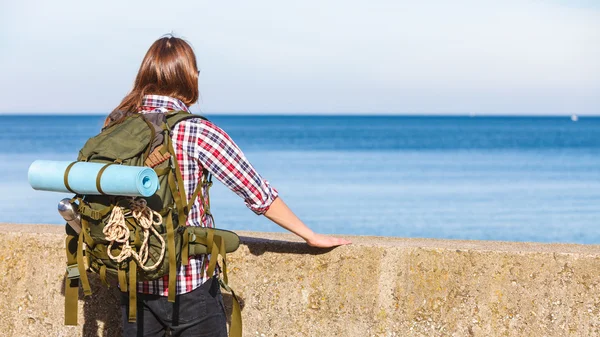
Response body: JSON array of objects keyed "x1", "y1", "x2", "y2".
[{"x1": 63, "y1": 111, "x2": 242, "y2": 337}]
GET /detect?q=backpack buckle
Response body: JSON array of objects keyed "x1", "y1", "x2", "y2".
[{"x1": 66, "y1": 264, "x2": 80, "y2": 279}]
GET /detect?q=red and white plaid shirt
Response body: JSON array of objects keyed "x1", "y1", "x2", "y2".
[{"x1": 137, "y1": 95, "x2": 278, "y2": 296}]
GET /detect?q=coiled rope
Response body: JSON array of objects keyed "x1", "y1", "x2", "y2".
[{"x1": 103, "y1": 198, "x2": 166, "y2": 271}]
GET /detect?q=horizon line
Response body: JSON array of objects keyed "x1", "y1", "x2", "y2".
[{"x1": 1, "y1": 112, "x2": 599, "y2": 117}]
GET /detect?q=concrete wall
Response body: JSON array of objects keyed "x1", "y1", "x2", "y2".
[{"x1": 1, "y1": 224, "x2": 600, "y2": 337}]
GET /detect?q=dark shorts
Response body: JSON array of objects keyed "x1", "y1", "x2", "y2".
[{"x1": 121, "y1": 277, "x2": 228, "y2": 337}]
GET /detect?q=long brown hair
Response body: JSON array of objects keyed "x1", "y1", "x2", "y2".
[{"x1": 107, "y1": 35, "x2": 199, "y2": 123}]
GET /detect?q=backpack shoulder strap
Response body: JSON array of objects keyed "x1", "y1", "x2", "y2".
[
  {"x1": 163, "y1": 110, "x2": 211, "y2": 212},
  {"x1": 165, "y1": 111, "x2": 207, "y2": 130}
]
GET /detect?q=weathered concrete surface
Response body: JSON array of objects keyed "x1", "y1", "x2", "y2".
[{"x1": 1, "y1": 224, "x2": 600, "y2": 337}]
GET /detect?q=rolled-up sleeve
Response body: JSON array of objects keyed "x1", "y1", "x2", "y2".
[{"x1": 193, "y1": 119, "x2": 278, "y2": 215}]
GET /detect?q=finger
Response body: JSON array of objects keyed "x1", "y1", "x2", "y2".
[
  {"x1": 330, "y1": 238, "x2": 342, "y2": 246},
  {"x1": 328, "y1": 237, "x2": 350, "y2": 247}
]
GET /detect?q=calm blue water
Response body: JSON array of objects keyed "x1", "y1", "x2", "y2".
[{"x1": 1, "y1": 115, "x2": 599, "y2": 244}]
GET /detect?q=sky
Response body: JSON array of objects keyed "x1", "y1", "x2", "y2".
[{"x1": 0, "y1": 0, "x2": 598, "y2": 115}]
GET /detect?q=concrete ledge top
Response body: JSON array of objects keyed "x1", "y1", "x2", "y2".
[{"x1": 2, "y1": 223, "x2": 599, "y2": 255}]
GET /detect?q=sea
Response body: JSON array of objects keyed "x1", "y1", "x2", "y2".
[{"x1": 1, "y1": 115, "x2": 599, "y2": 244}]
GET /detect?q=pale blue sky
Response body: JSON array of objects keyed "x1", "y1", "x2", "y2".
[{"x1": 0, "y1": 0, "x2": 598, "y2": 115}]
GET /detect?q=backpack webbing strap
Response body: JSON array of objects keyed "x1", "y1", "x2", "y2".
[
  {"x1": 153, "y1": 166, "x2": 170, "y2": 177},
  {"x1": 99, "y1": 265, "x2": 109, "y2": 287},
  {"x1": 181, "y1": 170, "x2": 211, "y2": 266},
  {"x1": 63, "y1": 162, "x2": 77, "y2": 194},
  {"x1": 182, "y1": 227, "x2": 190, "y2": 266},
  {"x1": 118, "y1": 269, "x2": 128, "y2": 292},
  {"x1": 64, "y1": 235, "x2": 79, "y2": 326},
  {"x1": 78, "y1": 203, "x2": 112, "y2": 221},
  {"x1": 165, "y1": 135, "x2": 188, "y2": 226},
  {"x1": 166, "y1": 208, "x2": 177, "y2": 303},
  {"x1": 95, "y1": 163, "x2": 115, "y2": 195},
  {"x1": 187, "y1": 170, "x2": 211, "y2": 213},
  {"x1": 128, "y1": 259, "x2": 137, "y2": 322},
  {"x1": 206, "y1": 230, "x2": 220, "y2": 278},
  {"x1": 77, "y1": 224, "x2": 92, "y2": 296},
  {"x1": 129, "y1": 218, "x2": 142, "y2": 249},
  {"x1": 165, "y1": 111, "x2": 207, "y2": 128},
  {"x1": 204, "y1": 173, "x2": 213, "y2": 214},
  {"x1": 172, "y1": 154, "x2": 191, "y2": 222},
  {"x1": 80, "y1": 217, "x2": 95, "y2": 248},
  {"x1": 216, "y1": 240, "x2": 242, "y2": 337},
  {"x1": 219, "y1": 279, "x2": 242, "y2": 337}
]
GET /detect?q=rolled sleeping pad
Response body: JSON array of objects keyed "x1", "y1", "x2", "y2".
[{"x1": 28, "y1": 160, "x2": 159, "y2": 197}]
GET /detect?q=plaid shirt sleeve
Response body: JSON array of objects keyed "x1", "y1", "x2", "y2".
[{"x1": 192, "y1": 119, "x2": 279, "y2": 215}]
